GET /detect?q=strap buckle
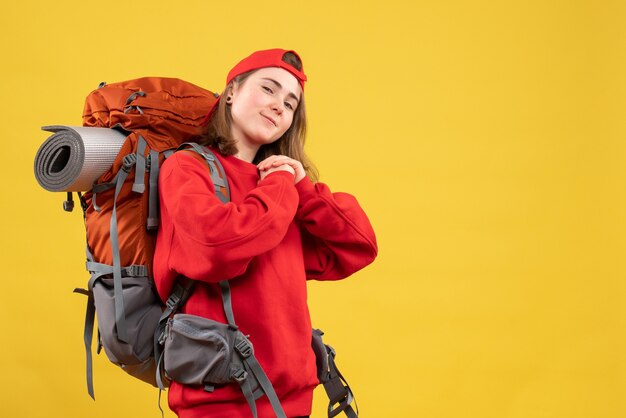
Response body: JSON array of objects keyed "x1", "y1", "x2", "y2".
[
  {"x1": 124, "y1": 265, "x2": 146, "y2": 277},
  {"x1": 328, "y1": 388, "x2": 354, "y2": 418},
  {"x1": 235, "y1": 337, "x2": 253, "y2": 358},
  {"x1": 231, "y1": 367, "x2": 248, "y2": 382},
  {"x1": 166, "y1": 293, "x2": 181, "y2": 310},
  {"x1": 122, "y1": 153, "x2": 137, "y2": 172}
]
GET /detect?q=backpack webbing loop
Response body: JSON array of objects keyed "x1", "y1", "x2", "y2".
[
  {"x1": 147, "y1": 149, "x2": 160, "y2": 230},
  {"x1": 155, "y1": 350, "x2": 167, "y2": 393},
  {"x1": 323, "y1": 349, "x2": 358, "y2": 418},
  {"x1": 73, "y1": 286, "x2": 97, "y2": 399},
  {"x1": 125, "y1": 91, "x2": 146, "y2": 105},
  {"x1": 132, "y1": 136, "x2": 147, "y2": 193},
  {"x1": 91, "y1": 180, "x2": 116, "y2": 213},
  {"x1": 74, "y1": 215, "x2": 103, "y2": 400}
]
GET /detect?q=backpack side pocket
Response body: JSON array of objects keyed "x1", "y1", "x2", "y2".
[{"x1": 163, "y1": 313, "x2": 235, "y2": 385}]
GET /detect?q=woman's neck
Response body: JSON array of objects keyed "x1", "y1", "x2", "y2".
[{"x1": 233, "y1": 140, "x2": 259, "y2": 163}]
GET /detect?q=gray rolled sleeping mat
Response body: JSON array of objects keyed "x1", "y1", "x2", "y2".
[{"x1": 34, "y1": 125, "x2": 126, "y2": 192}]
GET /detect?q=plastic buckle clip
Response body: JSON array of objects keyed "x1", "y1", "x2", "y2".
[
  {"x1": 166, "y1": 293, "x2": 181, "y2": 310},
  {"x1": 124, "y1": 265, "x2": 145, "y2": 277},
  {"x1": 328, "y1": 389, "x2": 354, "y2": 418},
  {"x1": 231, "y1": 367, "x2": 248, "y2": 382},
  {"x1": 235, "y1": 338, "x2": 253, "y2": 358},
  {"x1": 122, "y1": 153, "x2": 137, "y2": 172}
]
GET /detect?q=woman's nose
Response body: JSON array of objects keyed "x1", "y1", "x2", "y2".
[{"x1": 271, "y1": 100, "x2": 284, "y2": 115}]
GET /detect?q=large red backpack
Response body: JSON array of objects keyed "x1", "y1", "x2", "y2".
[
  {"x1": 75, "y1": 78, "x2": 221, "y2": 398},
  {"x1": 46, "y1": 77, "x2": 357, "y2": 418}
]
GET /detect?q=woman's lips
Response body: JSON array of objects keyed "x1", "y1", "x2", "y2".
[{"x1": 261, "y1": 114, "x2": 277, "y2": 126}]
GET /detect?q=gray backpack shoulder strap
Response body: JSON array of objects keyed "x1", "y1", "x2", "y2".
[{"x1": 175, "y1": 142, "x2": 230, "y2": 203}]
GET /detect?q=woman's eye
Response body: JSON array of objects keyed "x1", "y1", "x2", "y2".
[
  {"x1": 262, "y1": 86, "x2": 273, "y2": 94},
  {"x1": 284, "y1": 102, "x2": 294, "y2": 110}
]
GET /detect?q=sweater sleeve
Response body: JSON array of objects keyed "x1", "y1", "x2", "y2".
[
  {"x1": 295, "y1": 177, "x2": 378, "y2": 281},
  {"x1": 159, "y1": 152, "x2": 298, "y2": 282}
]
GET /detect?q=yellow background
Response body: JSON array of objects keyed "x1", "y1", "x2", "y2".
[{"x1": 1, "y1": 1, "x2": 625, "y2": 417}]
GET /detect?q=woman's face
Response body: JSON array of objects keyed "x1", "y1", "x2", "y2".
[{"x1": 228, "y1": 67, "x2": 302, "y2": 149}]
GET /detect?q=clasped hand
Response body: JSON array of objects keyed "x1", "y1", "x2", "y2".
[{"x1": 257, "y1": 155, "x2": 305, "y2": 184}]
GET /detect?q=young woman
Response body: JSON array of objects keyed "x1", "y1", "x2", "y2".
[{"x1": 153, "y1": 48, "x2": 378, "y2": 418}]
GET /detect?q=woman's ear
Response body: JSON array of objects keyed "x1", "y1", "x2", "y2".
[
  {"x1": 225, "y1": 81, "x2": 239, "y2": 105},
  {"x1": 229, "y1": 81, "x2": 239, "y2": 97}
]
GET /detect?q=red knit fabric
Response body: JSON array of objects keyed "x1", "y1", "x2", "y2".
[{"x1": 154, "y1": 150, "x2": 377, "y2": 418}]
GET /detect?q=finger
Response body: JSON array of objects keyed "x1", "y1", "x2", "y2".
[
  {"x1": 256, "y1": 157, "x2": 272, "y2": 169},
  {"x1": 271, "y1": 157, "x2": 298, "y2": 167},
  {"x1": 281, "y1": 161, "x2": 303, "y2": 174},
  {"x1": 257, "y1": 160, "x2": 271, "y2": 171},
  {"x1": 261, "y1": 159, "x2": 286, "y2": 170},
  {"x1": 271, "y1": 159, "x2": 292, "y2": 167},
  {"x1": 257, "y1": 155, "x2": 283, "y2": 170}
]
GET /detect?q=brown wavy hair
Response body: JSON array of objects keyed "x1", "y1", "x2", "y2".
[{"x1": 198, "y1": 51, "x2": 318, "y2": 182}]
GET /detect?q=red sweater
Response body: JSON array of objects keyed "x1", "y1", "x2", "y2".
[{"x1": 153, "y1": 150, "x2": 377, "y2": 418}]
